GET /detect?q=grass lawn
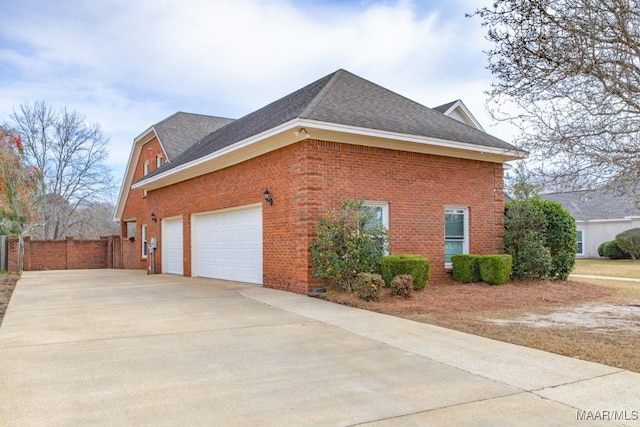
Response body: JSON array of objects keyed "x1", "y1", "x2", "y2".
[
  {"x1": 573, "y1": 258, "x2": 640, "y2": 279},
  {"x1": 323, "y1": 259, "x2": 640, "y2": 373}
]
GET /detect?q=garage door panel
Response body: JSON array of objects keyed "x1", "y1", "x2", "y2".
[
  {"x1": 194, "y1": 206, "x2": 262, "y2": 284},
  {"x1": 162, "y1": 218, "x2": 183, "y2": 275}
]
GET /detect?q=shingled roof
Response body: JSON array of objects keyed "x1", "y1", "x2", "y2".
[
  {"x1": 145, "y1": 69, "x2": 520, "y2": 180},
  {"x1": 152, "y1": 112, "x2": 233, "y2": 160},
  {"x1": 541, "y1": 189, "x2": 640, "y2": 221}
]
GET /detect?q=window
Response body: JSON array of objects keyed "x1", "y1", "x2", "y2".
[
  {"x1": 143, "y1": 160, "x2": 149, "y2": 176},
  {"x1": 364, "y1": 202, "x2": 389, "y2": 254},
  {"x1": 445, "y1": 207, "x2": 468, "y2": 265},
  {"x1": 126, "y1": 221, "x2": 136, "y2": 241},
  {"x1": 141, "y1": 225, "x2": 148, "y2": 258},
  {"x1": 577, "y1": 230, "x2": 584, "y2": 255},
  {"x1": 156, "y1": 154, "x2": 163, "y2": 169}
]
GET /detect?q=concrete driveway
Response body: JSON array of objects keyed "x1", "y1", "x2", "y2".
[{"x1": 0, "y1": 270, "x2": 638, "y2": 426}]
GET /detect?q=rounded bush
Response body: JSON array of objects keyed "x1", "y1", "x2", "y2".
[
  {"x1": 381, "y1": 255, "x2": 430, "y2": 289},
  {"x1": 390, "y1": 274, "x2": 413, "y2": 298},
  {"x1": 353, "y1": 273, "x2": 384, "y2": 302},
  {"x1": 602, "y1": 240, "x2": 631, "y2": 259},
  {"x1": 597, "y1": 242, "x2": 607, "y2": 257},
  {"x1": 615, "y1": 228, "x2": 640, "y2": 259}
]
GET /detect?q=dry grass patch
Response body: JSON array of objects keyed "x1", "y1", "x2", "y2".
[
  {"x1": 320, "y1": 275, "x2": 640, "y2": 372},
  {"x1": 0, "y1": 272, "x2": 19, "y2": 326},
  {"x1": 573, "y1": 259, "x2": 640, "y2": 279}
]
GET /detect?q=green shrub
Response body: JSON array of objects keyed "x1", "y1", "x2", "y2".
[
  {"x1": 311, "y1": 199, "x2": 389, "y2": 292},
  {"x1": 597, "y1": 242, "x2": 607, "y2": 257},
  {"x1": 531, "y1": 198, "x2": 577, "y2": 280},
  {"x1": 478, "y1": 255, "x2": 513, "y2": 285},
  {"x1": 390, "y1": 274, "x2": 413, "y2": 298},
  {"x1": 615, "y1": 228, "x2": 640, "y2": 259},
  {"x1": 353, "y1": 273, "x2": 384, "y2": 302},
  {"x1": 602, "y1": 240, "x2": 631, "y2": 259},
  {"x1": 504, "y1": 200, "x2": 553, "y2": 280},
  {"x1": 381, "y1": 255, "x2": 430, "y2": 290},
  {"x1": 451, "y1": 254, "x2": 481, "y2": 283}
]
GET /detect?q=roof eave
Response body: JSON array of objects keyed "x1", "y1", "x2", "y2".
[{"x1": 132, "y1": 119, "x2": 526, "y2": 191}]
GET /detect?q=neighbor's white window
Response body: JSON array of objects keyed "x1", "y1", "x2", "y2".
[
  {"x1": 577, "y1": 230, "x2": 584, "y2": 255},
  {"x1": 143, "y1": 160, "x2": 149, "y2": 176},
  {"x1": 141, "y1": 224, "x2": 148, "y2": 259},
  {"x1": 445, "y1": 207, "x2": 469, "y2": 265},
  {"x1": 156, "y1": 154, "x2": 163, "y2": 168}
]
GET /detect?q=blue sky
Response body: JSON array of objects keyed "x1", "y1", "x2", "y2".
[{"x1": 0, "y1": 0, "x2": 516, "y2": 185}]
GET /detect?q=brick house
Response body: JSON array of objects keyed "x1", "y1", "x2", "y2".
[{"x1": 114, "y1": 69, "x2": 524, "y2": 293}]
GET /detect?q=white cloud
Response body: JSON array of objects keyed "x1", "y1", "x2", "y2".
[{"x1": 0, "y1": 0, "x2": 517, "y2": 185}]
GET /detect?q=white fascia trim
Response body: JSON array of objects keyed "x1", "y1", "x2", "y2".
[
  {"x1": 576, "y1": 217, "x2": 640, "y2": 224},
  {"x1": 297, "y1": 119, "x2": 524, "y2": 159},
  {"x1": 444, "y1": 101, "x2": 485, "y2": 132},
  {"x1": 132, "y1": 117, "x2": 524, "y2": 190},
  {"x1": 132, "y1": 119, "x2": 300, "y2": 189}
]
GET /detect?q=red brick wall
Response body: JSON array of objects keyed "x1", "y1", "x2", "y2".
[
  {"x1": 130, "y1": 139, "x2": 505, "y2": 293},
  {"x1": 120, "y1": 136, "x2": 166, "y2": 271},
  {"x1": 7, "y1": 235, "x2": 121, "y2": 272}
]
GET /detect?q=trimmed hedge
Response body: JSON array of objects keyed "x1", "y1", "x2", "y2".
[
  {"x1": 478, "y1": 255, "x2": 513, "y2": 285},
  {"x1": 451, "y1": 254, "x2": 481, "y2": 283},
  {"x1": 381, "y1": 255, "x2": 430, "y2": 290},
  {"x1": 452, "y1": 254, "x2": 512, "y2": 285},
  {"x1": 615, "y1": 228, "x2": 640, "y2": 259}
]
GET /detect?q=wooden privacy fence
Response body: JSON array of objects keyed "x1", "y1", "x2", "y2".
[{"x1": 5, "y1": 235, "x2": 122, "y2": 272}]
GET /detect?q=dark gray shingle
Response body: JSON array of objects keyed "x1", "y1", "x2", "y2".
[
  {"x1": 153, "y1": 112, "x2": 234, "y2": 160},
  {"x1": 541, "y1": 189, "x2": 640, "y2": 221},
  {"x1": 145, "y1": 69, "x2": 519, "y2": 180}
]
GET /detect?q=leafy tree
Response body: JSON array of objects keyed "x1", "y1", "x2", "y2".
[
  {"x1": 4, "y1": 101, "x2": 115, "y2": 239},
  {"x1": 310, "y1": 199, "x2": 389, "y2": 292},
  {"x1": 505, "y1": 161, "x2": 541, "y2": 200},
  {"x1": 0, "y1": 127, "x2": 39, "y2": 235},
  {"x1": 470, "y1": 1, "x2": 640, "y2": 194}
]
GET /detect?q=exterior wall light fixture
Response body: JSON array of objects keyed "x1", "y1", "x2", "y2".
[
  {"x1": 263, "y1": 188, "x2": 274, "y2": 206},
  {"x1": 150, "y1": 212, "x2": 158, "y2": 223}
]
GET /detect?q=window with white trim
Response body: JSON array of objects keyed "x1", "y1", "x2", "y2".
[
  {"x1": 156, "y1": 154, "x2": 163, "y2": 169},
  {"x1": 576, "y1": 230, "x2": 584, "y2": 255},
  {"x1": 143, "y1": 160, "x2": 149, "y2": 176},
  {"x1": 445, "y1": 207, "x2": 469, "y2": 265},
  {"x1": 141, "y1": 224, "x2": 148, "y2": 259},
  {"x1": 364, "y1": 201, "x2": 389, "y2": 254}
]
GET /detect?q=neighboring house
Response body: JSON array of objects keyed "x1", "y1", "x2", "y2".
[
  {"x1": 114, "y1": 69, "x2": 524, "y2": 293},
  {"x1": 542, "y1": 189, "x2": 640, "y2": 258}
]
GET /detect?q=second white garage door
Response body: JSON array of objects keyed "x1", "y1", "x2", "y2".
[{"x1": 193, "y1": 205, "x2": 263, "y2": 284}]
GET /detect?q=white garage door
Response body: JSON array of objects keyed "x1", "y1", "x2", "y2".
[
  {"x1": 193, "y1": 205, "x2": 263, "y2": 284},
  {"x1": 162, "y1": 217, "x2": 183, "y2": 275}
]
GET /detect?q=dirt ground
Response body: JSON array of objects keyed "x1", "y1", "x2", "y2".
[
  {"x1": 0, "y1": 273, "x2": 19, "y2": 326},
  {"x1": 322, "y1": 276, "x2": 640, "y2": 373}
]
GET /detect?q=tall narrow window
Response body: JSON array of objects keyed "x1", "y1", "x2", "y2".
[
  {"x1": 445, "y1": 207, "x2": 468, "y2": 264},
  {"x1": 141, "y1": 225, "x2": 148, "y2": 259},
  {"x1": 143, "y1": 160, "x2": 149, "y2": 176},
  {"x1": 576, "y1": 230, "x2": 584, "y2": 255},
  {"x1": 364, "y1": 202, "x2": 389, "y2": 254},
  {"x1": 156, "y1": 154, "x2": 163, "y2": 169}
]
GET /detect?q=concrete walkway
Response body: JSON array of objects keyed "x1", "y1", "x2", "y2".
[
  {"x1": 0, "y1": 270, "x2": 638, "y2": 426},
  {"x1": 570, "y1": 274, "x2": 640, "y2": 283}
]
